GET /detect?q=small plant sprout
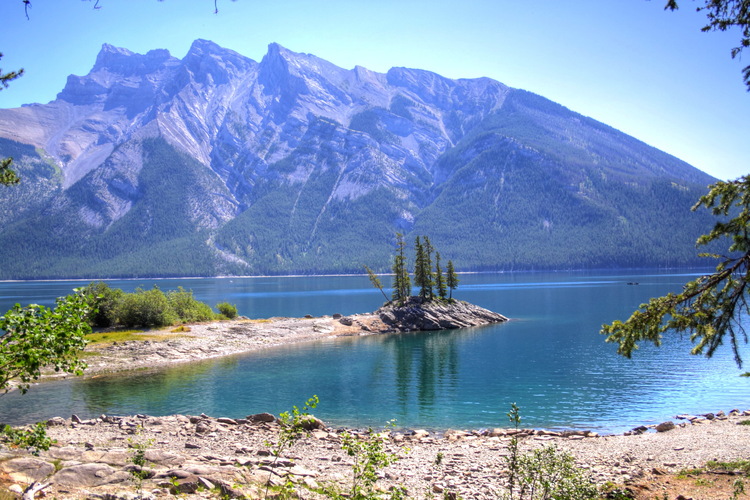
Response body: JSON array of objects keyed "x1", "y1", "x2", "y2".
[
  {"x1": 127, "y1": 425, "x2": 154, "y2": 498},
  {"x1": 263, "y1": 395, "x2": 319, "y2": 499}
]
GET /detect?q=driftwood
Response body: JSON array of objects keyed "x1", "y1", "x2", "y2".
[{"x1": 22, "y1": 481, "x2": 50, "y2": 500}]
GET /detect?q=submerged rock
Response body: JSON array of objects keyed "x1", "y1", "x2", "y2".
[{"x1": 376, "y1": 296, "x2": 508, "y2": 332}]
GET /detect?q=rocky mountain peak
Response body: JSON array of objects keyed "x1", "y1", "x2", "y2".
[
  {"x1": 92, "y1": 43, "x2": 175, "y2": 76},
  {"x1": 182, "y1": 39, "x2": 255, "y2": 86}
]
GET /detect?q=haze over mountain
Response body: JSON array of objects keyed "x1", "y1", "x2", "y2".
[{"x1": 0, "y1": 40, "x2": 718, "y2": 279}]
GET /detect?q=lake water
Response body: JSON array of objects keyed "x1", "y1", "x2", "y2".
[{"x1": 1, "y1": 270, "x2": 748, "y2": 433}]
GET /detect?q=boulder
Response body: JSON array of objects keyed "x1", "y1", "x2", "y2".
[
  {"x1": 0, "y1": 457, "x2": 55, "y2": 484},
  {"x1": 46, "y1": 417, "x2": 67, "y2": 427},
  {"x1": 655, "y1": 421, "x2": 676, "y2": 432},
  {"x1": 53, "y1": 463, "x2": 130, "y2": 487},
  {"x1": 299, "y1": 416, "x2": 326, "y2": 431},
  {"x1": 247, "y1": 412, "x2": 276, "y2": 423}
]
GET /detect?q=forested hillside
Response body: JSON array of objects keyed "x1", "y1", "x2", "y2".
[{"x1": 0, "y1": 42, "x2": 718, "y2": 278}]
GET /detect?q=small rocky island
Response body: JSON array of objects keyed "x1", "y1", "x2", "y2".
[{"x1": 375, "y1": 296, "x2": 508, "y2": 331}]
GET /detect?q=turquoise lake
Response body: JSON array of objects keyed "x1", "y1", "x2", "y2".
[{"x1": 1, "y1": 270, "x2": 748, "y2": 433}]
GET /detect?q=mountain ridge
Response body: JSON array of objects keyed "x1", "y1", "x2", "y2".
[{"x1": 0, "y1": 41, "x2": 718, "y2": 279}]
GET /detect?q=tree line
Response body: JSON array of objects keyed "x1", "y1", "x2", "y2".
[{"x1": 366, "y1": 233, "x2": 460, "y2": 305}]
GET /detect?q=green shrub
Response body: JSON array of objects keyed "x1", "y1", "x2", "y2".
[
  {"x1": 504, "y1": 404, "x2": 597, "y2": 500},
  {"x1": 1, "y1": 422, "x2": 55, "y2": 456},
  {"x1": 167, "y1": 287, "x2": 215, "y2": 323},
  {"x1": 515, "y1": 445, "x2": 597, "y2": 500},
  {"x1": 216, "y1": 302, "x2": 238, "y2": 319},
  {"x1": 117, "y1": 287, "x2": 176, "y2": 328},
  {"x1": 84, "y1": 281, "x2": 125, "y2": 327}
]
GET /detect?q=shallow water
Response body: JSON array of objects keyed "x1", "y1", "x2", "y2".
[{"x1": 1, "y1": 270, "x2": 747, "y2": 433}]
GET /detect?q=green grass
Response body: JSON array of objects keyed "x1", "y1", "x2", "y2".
[
  {"x1": 86, "y1": 329, "x2": 190, "y2": 346},
  {"x1": 677, "y1": 467, "x2": 706, "y2": 478},
  {"x1": 706, "y1": 459, "x2": 750, "y2": 475},
  {"x1": 86, "y1": 330, "x2": 150, "y2": 344}
]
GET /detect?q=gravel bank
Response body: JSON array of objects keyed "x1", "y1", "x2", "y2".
[{"x1": 1, "y1": 410, "x2": 749, "y2": 499}]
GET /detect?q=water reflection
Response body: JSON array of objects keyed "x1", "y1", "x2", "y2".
[{"x1": 72, "y1": 359, "x2": 224, "y2": 416}]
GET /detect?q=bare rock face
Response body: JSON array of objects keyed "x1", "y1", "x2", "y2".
[
  {"x1": 376, "y1": 296, "x2": 508, "y2": 331},
  {"x1": 0, "y1": 39, "x2": 719, "y2": 279}
]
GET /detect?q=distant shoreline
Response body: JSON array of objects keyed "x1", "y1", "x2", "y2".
[{"x1": 0, "y1": 266, "x2": 716, "y2": 284}]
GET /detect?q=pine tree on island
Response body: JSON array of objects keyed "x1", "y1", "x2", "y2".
[
  {"x1": 368, "y1": 234, "x2": 459, "y2": 306},
  {"x1": 365, "y1": 235, "x2": 507, "y2": 331},
  {"x1": 423, "y1": 236, "x2": 435, "y2": 301},
  {"x1": 391, "y1": 233, "x2": 411, "y2": 304},
  {"x1": 446, "y1": 259, "x2": 459, "y2": 300},
  {"x1": 435, "y1": 251, "x2": 447, "y2": 300}
]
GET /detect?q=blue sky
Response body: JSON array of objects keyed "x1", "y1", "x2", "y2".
[{"x1": 0, "y1": 0, "x2": 747, "y2": 180}]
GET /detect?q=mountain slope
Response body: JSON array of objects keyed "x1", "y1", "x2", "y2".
[{"x1": 0, "y1": 41, "x2": 718, "y2": 278}]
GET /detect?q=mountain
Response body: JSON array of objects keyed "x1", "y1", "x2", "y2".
[{"x1": 0, "y1": 40, "x2": 718, "y2": 279}]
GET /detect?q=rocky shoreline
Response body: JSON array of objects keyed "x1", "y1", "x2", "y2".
[
  {"x1": 2, "y1": 409, "x2": 750, "y2": 499},
  {"x1": 56, "y1": 300, "x2": 507, "y2": 379}
]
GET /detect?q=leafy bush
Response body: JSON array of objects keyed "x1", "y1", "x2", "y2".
[
  {"x1": 216, "y1": 302, "x2": 238, "y2": 319},
  {"x1": 504, "y1": 404, "x2": 597, "y2": 500},
  {"x1": 1, "y1": 422, "x2": 55, "y2": 456},
  {"x1": 331, "y1": 423, "x2": 404, "y2": 500},
  {"x1": 515, "y1": 446, "x2": 597, "y2": 500},
  {"x1": 167, "y1": 287, "x2": 215, "y2": 323},
  {"x1": 117, "y1": 287, "x2": 176, "y2": 328},
  {"x1": 0, "y1": 289, "x2": 92, "y2": 393},
  {"x1": 84, "y1": 281, "x2": 124, "y2": 327}
]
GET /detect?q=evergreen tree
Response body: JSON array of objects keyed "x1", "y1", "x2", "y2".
[
  {"x1": 0, "y1": 53, "x2": 23, "y2": 186},
  {"x1": 391, "y1": 233, "x2": 410, "y2": 303},
  {"x1": 414, "y1": 236, "x2": 430, "y2": 299},
  {"x1": 435, "y1": 251, "x2": 447, "y2": 299},
  {"x1": 0, "y1": 157, "x2": 20, "y2": 186},
  {"x1": 423, "y1": 236, "x2": 435, "y2": 300},
  {"x1": 602, "y1": 175, "x2": 750, "y2": 368},
  {"x1": 446, "y1": 260, "x2": 459, "y2": 300},
  {"x1": 364, "y1": 265, "x2": 389, "y2": 302}
]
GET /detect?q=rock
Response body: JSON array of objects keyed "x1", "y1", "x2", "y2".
[
  {"x1": 46, "y1": 417, "x2": 67, "y2": 427},
  {"x1": 216, "y1": 417, "x2": 238, "y2": 425},
  {"x1": 71, "y1": 414, "x2": 82, "y2": 424},
  {"x1": 332, "y1": 313, "x2": 342, "y2": 319},
  {"x1": 53, "y1": 463, "x2": 130, "y2": 487},
  {"x1": 376, "y1": 296, "x2": 507, "y2": 332},
  {"x1": 0, "y1": 457, "x2": 55, "y2": 484},
  {"x1": 339, "y1": 316, "x2": 354, "y2": 326},
  {"x1": 704, "y1": 413, "x2": 716, "y2": 420},
  {"x1": 198, "y1": 476, "x2": 215, "y2": 490},
  {"x1": 656, "y1": 421, "x2": 676, "y2": 432},
  {"x1": 288, "y1": 465, "x2": 318, "y2": 477},
  {"x1": 444, "y1": 429, "x2": 470, "y2": 440},
  {"x1": 247, "y1": 412, "x2": 276, "y2": 423},
  {"x1": 169, "y1": 475, "x2": 200, "y2": 494},
  {"x1": 195, "y1": 422, "x2": 212, "y2": 433},
  {"x1": 300, "y1": 416, "x2": 326, "y2": 431},
  {"x1": 143, "y1": 450, "x2": 185, "y2": 466}
]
